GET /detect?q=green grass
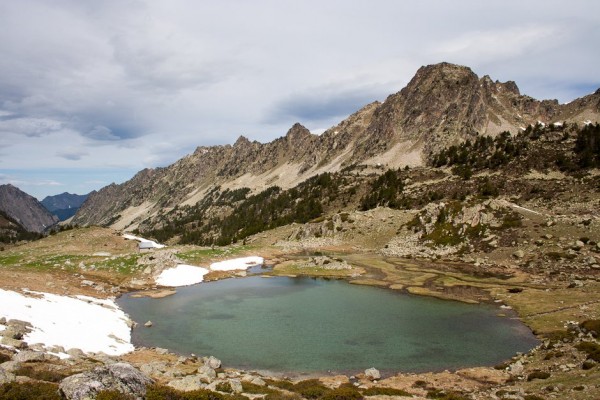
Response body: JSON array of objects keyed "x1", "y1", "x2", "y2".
[
  {"x1": 94, "y1": 254, "x2": 142, "y2": 275},
  {"x1": 178, "y1": 245, "x2": 254, "y2": 264},
  {"x1": 0, "y1": 251, "x2": 142, "y2": 275}
]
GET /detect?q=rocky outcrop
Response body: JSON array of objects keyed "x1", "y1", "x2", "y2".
[
  {"x1": 0, "y1": 184, "x2": 58, "y2": 233},
  {"x1": 59, "y1": 362, "x2": 153, "y2": 400}
]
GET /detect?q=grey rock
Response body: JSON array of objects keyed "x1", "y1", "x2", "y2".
[
  {"x1": 144, "y1": 321, "x2": 153, "y2": 327},
  {"x1": 66, "y1": 348, "x2": 86, "y2": 358},
  {"x1": 364, "y1": 367, "x2": 380, "y2": 380},
  {"x1": 0, "y1": 367, "x2": 15, "y2": 385},
  {"x1": 573, "y1": 240, "x2": 585, "y2": 250},
  {"x1": 13, "y1": 350, "x2": 47, "y2": 363},
  {"x1": 204, "y1": 355, "x2": 221, "y2": 369},
  {"x1": 167, "y1": 375, "x2": 204, "y2": 392},
  {"x1": 0, "y1": 361, "x2": 20, "y2": 373},
  {"x1": 1, "y1": 327, "x2": 23, "y2": 340},
  {"x1": 585, "y1": 256, "x2": 597, "y2": 265},
  {"x1": 508, "y1": 360, "x2": 524, "y2": 376},
  {"x1": 155, "y1": 347, "x2": 169, "y2": 355},
  {"x1": 59, "y1": 362, "x2": 153, "y2": 400},
  {"x1": 140, "y1": 361, "x2": 169, "y2": 377},
  {"x1": 513, "y1": 250, "x2": 525, "y2": 259},
  {"x1": 0, "y1": 317, "x2": 6, "y2": 325},
  {"x1": 0, "y1": 337, "x2": 27, "y2": 349},
  {"x1": 251, "y1": 377, "x2": 266, "y2": 386},
  {"x1": 198, "y1": 365, "x2": 217, "y2": 382},
  {"x1": 229, "y1": 378, "x2": 243, "y2": 393}
]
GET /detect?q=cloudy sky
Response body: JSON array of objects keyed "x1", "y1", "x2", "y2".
[{"x1": 1, "y1": 0, "x2": 599, "y2": 200}]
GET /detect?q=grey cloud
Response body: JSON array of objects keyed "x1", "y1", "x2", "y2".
[
  {"x1": 266, "y1": 82, "x2": 396, "y2": 125},
  {"x1": 56, "y1": 148, "x2": 90, "y2": 161}
]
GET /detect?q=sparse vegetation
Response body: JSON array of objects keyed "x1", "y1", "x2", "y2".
[{"x1": 13, "y1": 366, "x2": 69, "y2": 383}]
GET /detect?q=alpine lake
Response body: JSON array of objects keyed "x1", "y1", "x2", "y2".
[{"x1": 117, "y1": 265, "x2": 538, "y2": 376}]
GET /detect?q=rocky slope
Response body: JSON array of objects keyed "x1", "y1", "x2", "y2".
[
  {"x1": 41, "y1": 192, "x2": 89, "y2": 221},
  {"x1": 0, "y1": 184, "x2": 58, "y2": 233},
  {"x1": 73, "y1": 62, "x2": 600, "y2": 231}
]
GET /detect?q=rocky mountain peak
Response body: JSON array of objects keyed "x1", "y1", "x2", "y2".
[
  {"x1": 285, "y1": 123, "x2": 312, "y2": 142},
  {"x1": 233, "y1": 135, "x2": 252, "y2": 147}
]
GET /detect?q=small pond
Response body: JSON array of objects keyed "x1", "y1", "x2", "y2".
[{"x1": 118, "y1": 275, "x2": 538, "y2": 375}]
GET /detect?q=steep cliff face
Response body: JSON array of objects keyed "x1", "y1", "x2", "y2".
[
  {"x1": 72, "y1": 62, "x2": 600, "y2": 230},
  {"x1": 0, "y1": 185, "x2": 58, "y2": 233}
]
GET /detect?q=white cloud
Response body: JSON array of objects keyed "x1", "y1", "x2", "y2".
[{"x1": 0, "y1": 0, "x2": 598, "y2": 198}]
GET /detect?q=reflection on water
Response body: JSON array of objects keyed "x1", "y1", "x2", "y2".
[{"x1": 118, "y1": 276, "x2": 538, "y2": 374}]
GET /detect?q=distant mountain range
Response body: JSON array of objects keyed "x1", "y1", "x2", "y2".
[
  {"x1": 41, "y1": 192, "x2": 89, "y2": 221},
  {"x1": 72, "y1": 62, "x2": 600, "y2": 233},
  {"x1": 0, "y1": 184, "x2": 58, "y2": 239}
]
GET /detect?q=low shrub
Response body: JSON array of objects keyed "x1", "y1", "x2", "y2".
[
  {"x1": 321, "y1": 386, "x2": 362, "y2": 400},
  {"x1": 362, "y1": 386, "x2": 411, "y2": 396},
  {"x1": 426, "y1": 388, "x2": 469, "y2": 399},
  {"x1": 241, "y1": 382, "x2": 276, "y2": 395},
  {"x1": 0, "y1": 382, "x2": 61, "y2": 400},
  {"x1": 264, "y1": 393, "x2": 302, "y2": 400},
  {"x1": 576, "y1": 341, "x2": 600, "y2": 362},
  {"x1": 580, "y1": 320, "x2": 600, "y2": 337},
  {"x1": 0, "y1": 353, "x2": 11, "y2": 363},
  {"x1": 13, "y1": 366, "x2": 69, "y2": 383},
  {"x1": 526, "y1": 371, "x2": 551, "y2": 381},
  {"x1": 582, "y1": 360, "x2": 597, "y2": 370},
  {"x1": 412, "y1": 380, "x2": 428, "y2": 388},
  {"x1": 523, "y1": 395, "x2": 545, "y2": 400},
  {"x1": 291, "y1": 379, "x2": 329, "y2": 399},
  {"x1": 145, "y1": 384, "x2": 244, "y2": 400},
  {"x1": 215, "y1": 382, "x2": 232, "y2": 393},
  {"x1": 96, "y1": 390, "x2": 135, "y2": 400}
]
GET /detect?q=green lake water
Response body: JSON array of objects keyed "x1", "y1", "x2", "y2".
[{"x1": 118, "y1": 275, "x2": 538, "y2": 375}]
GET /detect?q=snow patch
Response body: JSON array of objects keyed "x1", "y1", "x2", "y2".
[
  {"x1": 123, "y1": 234, "x2": 165, "y2": 249},
  {"x1": 156, "y1": 264, "x2": 210, "y2": 287},
  {"x1": 0, "y1": 289, "x2": 133, "y2": 356},
  {"x1": 210, "y1": 256, "x2": 264, "y2": 271}
]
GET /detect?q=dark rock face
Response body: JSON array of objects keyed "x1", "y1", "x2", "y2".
[
  {"x1": 0, "y1": 184, "x2": 58, "y2": 233},
  {"x1": 59, "y1": 362, "x2": 153, "y2": 400},
  {"x1": 71, "y1": 62, "x2": 600, "y2": 230}
]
